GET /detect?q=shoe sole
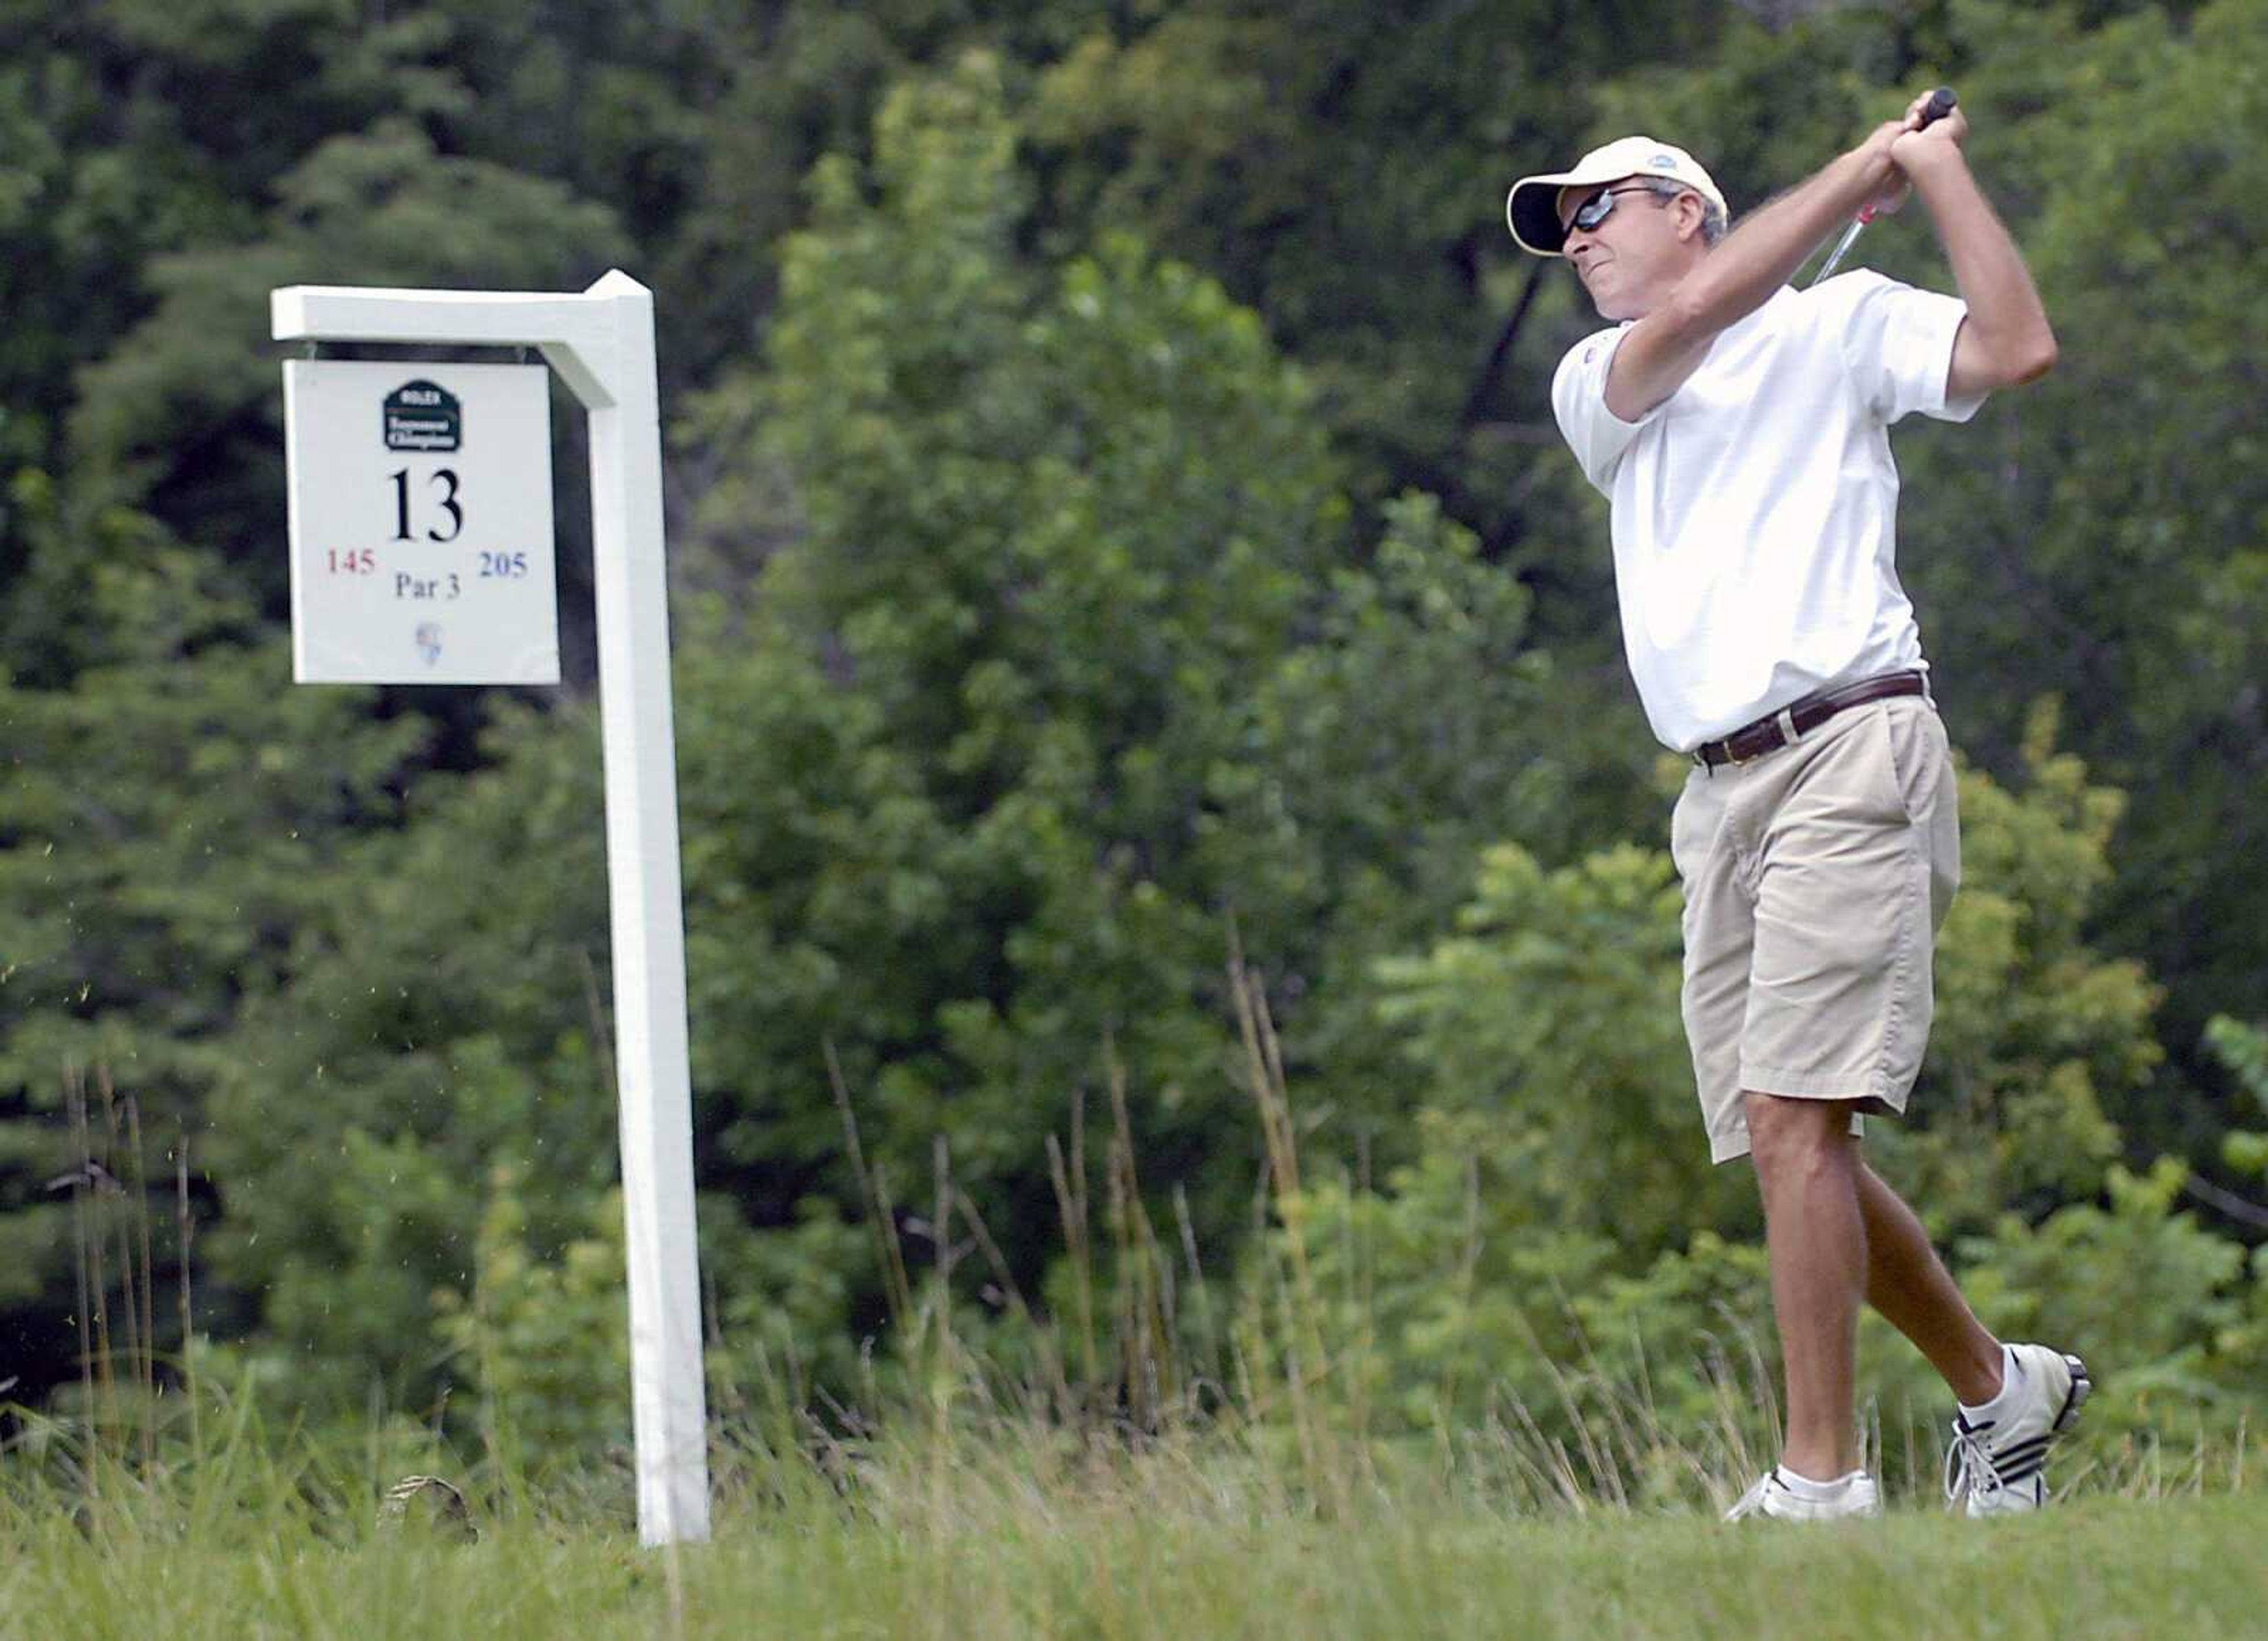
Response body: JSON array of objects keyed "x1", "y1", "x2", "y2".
[{"x1": 1727, "y1": 1478, "x2": 1883, "y2": 1523}]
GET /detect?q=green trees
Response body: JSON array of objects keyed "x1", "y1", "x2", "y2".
[
  {"x1": 0, "y1": 549, "x2": 424, "y2": 1403},
  {"x1": 677, "y1": 57, "x2": 1585, "y2": 1283}
]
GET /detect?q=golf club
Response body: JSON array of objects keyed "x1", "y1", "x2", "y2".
[{"x1": 1811, "y1": 87, "x2": 1958, "y2": 285}]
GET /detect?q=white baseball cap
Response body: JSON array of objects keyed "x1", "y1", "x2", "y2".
[{"x1": 1506, "y1": 136, "x2": 1728, "y2": 257}]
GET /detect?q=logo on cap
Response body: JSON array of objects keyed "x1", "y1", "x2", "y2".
[{"x1": 1650, "y1": 153, "x2": 1679, "y2": 169}]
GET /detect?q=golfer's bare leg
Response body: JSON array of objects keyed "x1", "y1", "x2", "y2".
[
  {"x1": 1745, "y1": 1092, "x2": 1866, "y2": 1480},
  {"x1": 1855, "y1": 1163, "x2": 2004, "y2": 1405}
]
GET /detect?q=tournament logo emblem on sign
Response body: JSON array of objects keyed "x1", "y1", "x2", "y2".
[{"x1": 383, "y1": 380, "x2": 462, "y2": 452}]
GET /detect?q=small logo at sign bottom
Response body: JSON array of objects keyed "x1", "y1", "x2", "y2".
[{"x1": 415, "y1": 622, "x2": 444, "y2": 667}]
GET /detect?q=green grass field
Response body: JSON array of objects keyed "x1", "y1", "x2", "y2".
[{"x1": 9, "y1": 1447, "x2": 2265, "y2": 1640}]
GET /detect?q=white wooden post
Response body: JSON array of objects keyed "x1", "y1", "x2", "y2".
[{"x1": 272, "y1": 271, "x2": 709, "y2": 1547}]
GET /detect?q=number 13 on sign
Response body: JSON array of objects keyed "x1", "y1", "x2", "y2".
[{"x1": 391, "y1": 466, "x2": 464, "y2": 543}]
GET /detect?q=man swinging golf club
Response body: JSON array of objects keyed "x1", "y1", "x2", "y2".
[{"x1": 1507, "y1": 90, "x2": 2088, "y2": 1521}]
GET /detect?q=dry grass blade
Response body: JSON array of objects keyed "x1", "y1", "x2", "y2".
[
  {"x1": 827, "y1": 1039, "x2": 914, "y2": 1329},
  {"x1": 1044, "y1": 1107, "x2": 1100, "y2": 1401}
]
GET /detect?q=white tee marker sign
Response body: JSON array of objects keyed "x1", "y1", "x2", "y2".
[
  {"x1": 273, "y1": 272, "x2": 708, "y2": 1548},
  {"x1": 285, "y1": 359, "x2": 559, "y2": 684}
]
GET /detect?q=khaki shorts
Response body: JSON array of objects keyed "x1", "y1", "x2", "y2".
[{"x1": 1669, "y1": 695, "x2": 1960, "y2": 1164}]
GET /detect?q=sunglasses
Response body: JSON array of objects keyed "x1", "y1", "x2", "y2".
[{"x1": 1565, "y1": 184, "x2": 1664, "y2": 235}]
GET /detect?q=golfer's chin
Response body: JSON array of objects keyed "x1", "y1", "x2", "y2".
[{"x1": 1582, "y1": 275, "x2": 1645, "y2": 324}]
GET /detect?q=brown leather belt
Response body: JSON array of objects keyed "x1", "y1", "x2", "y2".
[{"x1": 1692, "y1": 671, "x2": 1926, "y2": 769}]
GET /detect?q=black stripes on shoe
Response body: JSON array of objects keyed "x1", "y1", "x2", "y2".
[
  {"x1": 1993, "y1": 1440, "x2": 2051, "y2": 1485},
  {"x1": 1944, "y1": 1346, "x2": 2092, "y2": 1513}
]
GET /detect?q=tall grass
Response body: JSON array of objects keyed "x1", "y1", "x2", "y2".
[
  {"x1": 719, "y1": 952, "x2": 2254, "y2": 1533},
  {"x1": 7, "y1": 992, "x2": 2259, "y2": 1582},
  {"x1": 5, "y1": 1366, "x2": 2264, "y2": 1640},
  {"x1": 6, "y1": 1019, "x2": 2266, "y2": 1637}
]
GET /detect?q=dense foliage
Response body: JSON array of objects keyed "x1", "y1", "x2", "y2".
[{"x1": 1, "y1": 0, "x2": 2262, "y2": 1469}]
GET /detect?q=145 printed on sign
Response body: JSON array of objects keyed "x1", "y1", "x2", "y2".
[{"x1": 284, "y1": 359, "x2": 559, "y2": 684}]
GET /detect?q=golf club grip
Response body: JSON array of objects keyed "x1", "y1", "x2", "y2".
[{"x1": 1918, "y1": 87, "x2": 1957, "y2": 128}]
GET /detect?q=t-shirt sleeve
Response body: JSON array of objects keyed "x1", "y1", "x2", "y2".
[
  {"x1": 1551, "y1": 325, "x2": 1657, "y2": 491},
  {"x1": 1833, "y1": 270, "x2": 1988, "y2": 425}
]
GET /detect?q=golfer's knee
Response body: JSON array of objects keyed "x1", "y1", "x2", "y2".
[{"x1": 1744, "y1": 1092, "x2": 1850, "y2": 1183}]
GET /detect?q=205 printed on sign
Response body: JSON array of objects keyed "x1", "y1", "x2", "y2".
[{"x1": 284, "y1": 359, "x2": 559, "y2": 684}]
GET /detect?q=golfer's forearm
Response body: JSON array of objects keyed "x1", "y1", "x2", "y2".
[
  {"x1": 1909, "y1": 151, "x2": 2056, "y2": 384},
  {"x1": 1661, "y1": 143, "x2": 1891, "y2": 335}
]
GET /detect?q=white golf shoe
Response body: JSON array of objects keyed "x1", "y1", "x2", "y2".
[
  {"x1": 1943, "y1": 1343, "x2": 2091, "y2": 1516},
  {"x1": 1724, "y1": 1467, "x2": 1882, "y2": 1523}
]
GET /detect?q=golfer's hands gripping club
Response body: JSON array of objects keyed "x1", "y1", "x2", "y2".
[
  {"x1": 1813, "y1": 88, "x2": 1957, "y2": 285},
  {"x1": 1861, "y1": 88, "x2": 1959, "y2": 222}
]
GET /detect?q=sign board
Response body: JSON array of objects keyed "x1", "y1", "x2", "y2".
[
  {"x1": 273, "y1": 275, "x2": 707, "y2": 1547},
  {"x1": 284, "y1": 360, "x2": 559, "y2": 683}
]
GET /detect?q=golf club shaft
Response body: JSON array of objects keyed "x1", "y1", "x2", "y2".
[
  {"x1": 1814, "y1": 217, "x2": 1870, "y2": 285},
  {"x1": 1812, "y1": 87, "x2": 1957, "y2": 285}
]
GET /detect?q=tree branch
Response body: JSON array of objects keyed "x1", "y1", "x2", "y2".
[
  {"x1": 2183, "y1": 1170, "x2": 2268, "y2": 1231},
  {"x1": 1461, "y1": 256, "x2": 1550, "y2": 429}
]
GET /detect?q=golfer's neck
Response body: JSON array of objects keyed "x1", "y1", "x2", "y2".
[{"x1": 1627, "y1": 247, "x2": 1713, "y2": 320}]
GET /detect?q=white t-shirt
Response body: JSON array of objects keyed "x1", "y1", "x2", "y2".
[{"x1": 1552, "y1": 270, "x2": 1984, "y2": 752}]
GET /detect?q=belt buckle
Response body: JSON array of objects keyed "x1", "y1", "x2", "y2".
[
  {"x1": 1718, "y1": 706, "x2": 1801, "y2": 771},
  {"x1": 1759, "y1": 706, "x2": 1803, "y2": 761}
]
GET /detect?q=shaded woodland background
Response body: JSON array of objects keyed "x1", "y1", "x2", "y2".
[{"x1": 1, "y1": 0, "x2": 2263, "y2": 1467}]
